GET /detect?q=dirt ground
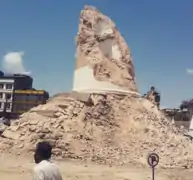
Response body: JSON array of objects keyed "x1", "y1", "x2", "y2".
[{"x1": 0, "y1": 154, "x2": 193, "y2": 180}]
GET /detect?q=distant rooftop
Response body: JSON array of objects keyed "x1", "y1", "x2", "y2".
[{"x1": 0, "y1": 71, "x2": 32, "y2": 79}]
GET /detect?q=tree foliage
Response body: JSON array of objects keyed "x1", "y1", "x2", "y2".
[{"x1": 180, "y1": 99, "x2": 193, "y2": 109}]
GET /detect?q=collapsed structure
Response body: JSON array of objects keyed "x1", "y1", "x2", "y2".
[
  {"x1": 73, "y1": 5, "x2": 138, "y2": 95},
  {"x1": 143, "y1": 86, "x2": 160, "y2": 109},
  {"x1": 1, "y1": 5, "x2": 193, "y2": 168}
]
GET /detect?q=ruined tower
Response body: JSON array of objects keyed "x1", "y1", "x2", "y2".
[{"x1": 73, "y1": 5, "x2": 139, "y2": 95}]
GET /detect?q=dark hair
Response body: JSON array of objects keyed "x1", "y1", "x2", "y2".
[{"x1": 36, "y1": 141, "x2": 52, "y2": 160}]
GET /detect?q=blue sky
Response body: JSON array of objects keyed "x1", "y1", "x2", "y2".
[{"x1": 0, "y1": 0, "x2": 193, "y2": 108}]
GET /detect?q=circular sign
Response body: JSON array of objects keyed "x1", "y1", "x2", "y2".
[{"x1": 147, "y1": 153, "x2": 159, "y2": 167}]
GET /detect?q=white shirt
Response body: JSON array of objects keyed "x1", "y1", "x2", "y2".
[{"x1": 33, "y1": 160, "x2": 63, "y2": 180}]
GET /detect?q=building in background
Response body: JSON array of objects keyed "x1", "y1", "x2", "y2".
[
  {"x1": 0, "y1": 72, "x2": 33, "y2": 114},
  {"x1": 0, "y1": 71, "x2": 49, "y2": 119},
  {"x1": 12, "y1": 89, "x2": 49, "y2": 116}
]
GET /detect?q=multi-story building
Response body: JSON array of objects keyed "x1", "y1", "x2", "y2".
[
  {"x1": 0, "y1": 71, "x2": 33, "y2": 115},
  {"x1": 12, "y1": 89, "x2": 49, "y2": 115},
  {"x1": 0, "y1": 71, "x2": 49, "y2": 119},
  {"x1": 0, "y1": 78, "x2": 14, "y2": 113}
]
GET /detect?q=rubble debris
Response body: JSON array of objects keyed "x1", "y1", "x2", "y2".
[{"x1": 0, "y1": 94, "x2": 193, "y2": 168}]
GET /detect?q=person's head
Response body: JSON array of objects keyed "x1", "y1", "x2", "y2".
[{"x1": 34, "y1": 141, "x2": 52, "y2": 164}]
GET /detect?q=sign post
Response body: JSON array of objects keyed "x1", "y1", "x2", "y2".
[{"x1": 147, "y1": 153, "x2": 159, "y2": 180}]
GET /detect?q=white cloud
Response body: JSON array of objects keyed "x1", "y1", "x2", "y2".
[
  {"x1": 2, "y1": 51, "x2": 30, "y2": 75},
  {"x1": 186, "y1": 68, "x2": 193, "y2": 75}
]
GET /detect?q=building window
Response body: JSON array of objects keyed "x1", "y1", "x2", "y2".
[
  {"x1": 0, "y1": 83, "x2": 4, "y2": 89},
  {"x1": 0, "y1": 102, "x2": 2, "y2": 109},
  {"x1": 14, "y1": 94, "x2": 22, "y2": 101},
  {"x1": 27, "y1": 94, "x2": 37, "y2": 101},
  {"x1": 6, "y1": 102, "x2": 11, "y2": 109},
  {"x1": 0, "y1": 93, "x2": 3, "y2": 99},
  {"x1": 6, "y1": 84, "x2": 13, "y2": 90},
  {"x1": 5, "y1": 93, "x2": 12, "y2": 100}
]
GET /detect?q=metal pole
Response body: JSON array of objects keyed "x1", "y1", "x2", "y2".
[{"x1": 152, "y1": 167, "x2": 155, "y2": 180}]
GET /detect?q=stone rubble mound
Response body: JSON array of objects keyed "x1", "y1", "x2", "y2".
[{"x1": 1, "y1": 93, "x2": 193, "y2": 168}]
